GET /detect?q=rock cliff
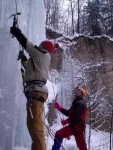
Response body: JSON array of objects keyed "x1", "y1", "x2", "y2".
[{"x1": 47, "y1": 28, "x2": 113, "y2": 131}]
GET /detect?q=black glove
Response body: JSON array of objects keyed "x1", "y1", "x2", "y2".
[
  {"x1": 10, "y1": 26, "x2": 27, "y2": 49},
  {"x1": 18, "y1": 51, "x2": 27, "y2": 62},
  {"x1": 10, "y1": 26, "x2": 21, "y2": 37}
]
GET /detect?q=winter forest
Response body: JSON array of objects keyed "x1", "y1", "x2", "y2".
[
  {"x1": 0, "y1": 0, "x2": 113, "y2": 150},
  {"x1": 44, "y1": 0, "x2": 113, "y2": 37}
]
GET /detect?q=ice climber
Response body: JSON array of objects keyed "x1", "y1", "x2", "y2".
[
  {"x1": 10, "y1": 26, "x2": 55, "y2": 150},
  {"x1": 52, "y1": 86, "x2": 88, "y2": 150}
]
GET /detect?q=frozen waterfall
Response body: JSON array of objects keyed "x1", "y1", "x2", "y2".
[{"x1": 0, "y1": 0, "x2": 45, "y2": 150}]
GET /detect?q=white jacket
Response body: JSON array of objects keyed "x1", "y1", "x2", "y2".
[{"x1": 23, "y1": 40, "x2": 51, "y2": 94}]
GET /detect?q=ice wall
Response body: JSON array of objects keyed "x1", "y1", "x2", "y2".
[{"x1": 0, "y1": 0, "x2": 45, "y2": 149}]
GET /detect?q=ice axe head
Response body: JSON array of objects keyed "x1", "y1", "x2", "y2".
[{"x1": 9, "y1": 12, "x2": 21, "y2": 27}]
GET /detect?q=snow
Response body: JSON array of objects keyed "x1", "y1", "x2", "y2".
[
  {"x1": 13, "y1": 123, "x2": 111, "y2": 150},
  {"x1": 48, "y1": 25, "x2": 113, "y2": 45},
  {"x1": 13, "y1": 80, "x2": 112, "y2": 150},
  {"x1": 0, "y1": 89, "x2": 3, "y2": 98},
  {"x1": 46, "y1": 80, "x2": 58, "y2": 102},
  {"x1": 13, "y1": 148, "x2": 29, "y2": 150}
]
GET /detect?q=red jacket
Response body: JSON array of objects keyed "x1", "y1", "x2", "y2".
[{"x1": 60, "y1": 96, "x2": 88, "y2": 124}]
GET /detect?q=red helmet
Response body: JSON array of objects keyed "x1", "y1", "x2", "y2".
[{"x1": 41, "y1": 40, "x2": 55, "y2": 54}]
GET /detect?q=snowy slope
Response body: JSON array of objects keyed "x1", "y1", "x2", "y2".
[{"x1": 13, "y1": 123, "x2": 110, "y2": 150}]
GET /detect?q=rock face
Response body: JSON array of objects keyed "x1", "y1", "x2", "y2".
[
  {"x1": 47, "y1": 28, "x2": 113, "y2": 131},
  {"x1": 70, "y1": 36, "x2": 113, "y2": 131},
  {"x1": 46, "y1": 27, "x2": 63, "y2": 72},
  {"x1": 50, "y1": 48, "x2": 63, "y2": 72},
  {"x1": 71, "y1": 35, "x2": 113, "y2": 101}
]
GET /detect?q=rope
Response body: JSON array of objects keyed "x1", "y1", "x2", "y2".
[
  {"x1": 14, "y1": 0, "x2": 18, "y2": 26},
  {"x1": 11, "y1": 0, "x2": 29, "y2": 146},
  {"x1": 43, "y1": 122, "x2": 65, "y2": 150},
  {"x1": 46, "y1": 72, "x2": 62, "y2": 148},
  {"x1": 49, "y1": 71, "x2": 63, "y2": 125},
  {"x1": 14, "y1": 0, "x2": 25, "y2": 88}
]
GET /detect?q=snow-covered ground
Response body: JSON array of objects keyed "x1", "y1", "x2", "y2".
[
  {"x1": 13, "y1": 148, "x2": 29, "y2": 150},
  {"x1": 13, "y1": 123, "x2": 110, "y2": 150},
  {"x1": 13, "y1": 80, "x2": 111, "y2": 150}
]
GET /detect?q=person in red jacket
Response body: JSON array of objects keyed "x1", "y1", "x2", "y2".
[{"x1": 52, "y1": 86, "x2": 88, "y2": 150}]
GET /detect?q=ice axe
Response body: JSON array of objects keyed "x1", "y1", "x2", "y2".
[
  {"x1": 9, "y1": 12, "x2": 21, "y2": 27},
  {"x1": 9, "y1": 12, "x2": 21, "y2": 38}
]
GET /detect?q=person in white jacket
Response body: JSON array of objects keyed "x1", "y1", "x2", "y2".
[{"x1": 10, "y1": 26, "x2": 55, "y2": 150}]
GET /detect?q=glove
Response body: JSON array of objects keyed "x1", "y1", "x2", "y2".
[
  {"x1": 54, "y1": 102, "x2": 62, "y2": 111},
  {"x1": 10, "y1": 26, "x2": 21, "y2": 37},
  {"x1": 18, "y1": 51, "x2": 24, "y2": 60},
  {"x1": 17, "y1": 51, "x2": 27, "y2": 62},
  {"x1": 61, "y1": 119, "x2": 68, "y2": 126}
]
